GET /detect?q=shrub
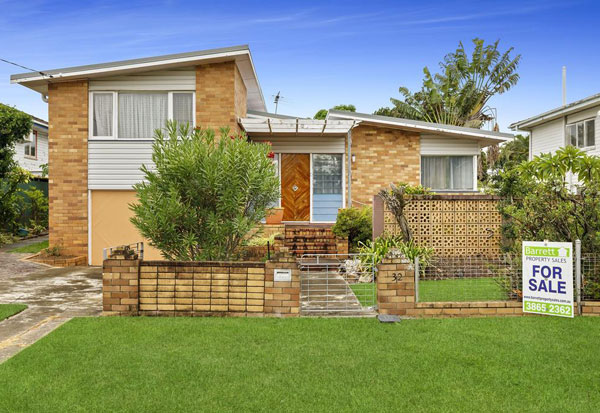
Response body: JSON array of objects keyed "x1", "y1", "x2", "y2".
[
  {"x1": 332, "y1": 206, "x2": 372, "y2": 251},
  {"x1": 21, "y1": 188, "x2": 48, "y2": 230},
  {"x1": 357, "y1": 236, "x2": 433, "y2": 272},
  {"x1": 130, "y1": 122, "x2": 280, "y2": 261}
]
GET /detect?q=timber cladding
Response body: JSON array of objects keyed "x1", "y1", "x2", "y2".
[
  {"x1": 374, "y1": 194, "x2": 503, "y2": 257},
  {"x1": 102, "y1": 254, "x2": 300, "y2": 317}
]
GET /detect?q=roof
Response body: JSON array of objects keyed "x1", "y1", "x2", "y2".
[
  {"x1": 510, "y1": 93, "x2": 600, "y2": 131},
  {"x1": 239, "y1": 117, "x2": 357, "y2": 136},
  {"x1": 10, "y1": 45, "x2": 266, "y2": 112},
  {"x1": 327, "y1": 110, "x2": 513, "y2": 145},
  {"x1": 246, "y1": 109, "x2": 297, "y2": 120}
]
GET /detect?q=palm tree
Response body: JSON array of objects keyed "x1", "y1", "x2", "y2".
[{"x1": 376, "y1": 39, "x2": 521, "y2": 128}]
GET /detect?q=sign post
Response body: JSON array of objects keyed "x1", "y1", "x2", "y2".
[{"x1": 522, "y1": 241, "x2": 574, "y2": 318}]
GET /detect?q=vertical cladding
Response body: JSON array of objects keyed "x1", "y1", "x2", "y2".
[
  {"x1": 349, "y1": 125, "x2": 420, "y2": 205},
  {"x1": 195, "y1": 61, "x2": 246, "y2": 133},
  {"x1": 48, "y1": 80, "x2": 89, "y2": 258}
]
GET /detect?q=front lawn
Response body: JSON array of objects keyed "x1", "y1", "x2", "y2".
[
  {"x1": 9, "y1": 240, "x2": 49, "y2": 254},
  {"x1": 1, "y1": 317, "x2": 599, "y2": 411},
  {"x1": 0, "y1": 304, "x2": 27, "y2": 321},
  {"x1": 419, "y1": 277, "x2": 507, "y2": 302}
]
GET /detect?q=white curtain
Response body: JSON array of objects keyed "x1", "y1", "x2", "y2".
[
  {"x1": 422, "y1": 157, "x2": 450, "y2": 190},
  {"x1": 451, "y1": 156, "x2": 473, "y2": 190},
  {"x1": 118, "y1": 93, "x2": 168, "y2": 139},
  {"x1": 173, "y1": 93, "x2": 193, "y2": 126},
  {"x1": 422, "y1": 156, "x2": 473, "y2": 190},
  {"x1": 93, "y1": 93, "x2": 113, "y2": 136}
]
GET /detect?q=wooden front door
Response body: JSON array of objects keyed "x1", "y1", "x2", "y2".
[{"x1": 281, "y1": 154, "x2": 311, "y2": 221}]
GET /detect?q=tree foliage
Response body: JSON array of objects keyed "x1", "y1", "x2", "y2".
[
  {"x1": 495, "y1": 146, "x2": 600, "y2": 254},
  {"x1": 313, "y1": 104, "x2": 356, "y2": 120},
  {"x1": 332, "y1": 206, "x2": 372, "y2": 251},
  {"x1": 479, "y1": 134, "x2": 529, "y2": 184},
  {"x1": 0, "y1": 103, "x2": 33, "y2": 232},
  {"x1": 375, "y1": 39, "x2": 520, "y2": 128},
  {"x1": 130, "y1": 122, "x2": 280, "y2": 261}
]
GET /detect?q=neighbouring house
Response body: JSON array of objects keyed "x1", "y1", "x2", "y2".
[
  {"x1": 510, "y1": 93, "x2": 600, "y2": 159},
  {"x1": 10, "y1": 45, "x2": 512, "y2": 265},
  {"x1": 14, "y1": 115, "x2": 48, "y2": 177}
]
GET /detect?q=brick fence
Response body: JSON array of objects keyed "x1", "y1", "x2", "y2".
[
  {"x1": 103, "y1": 253, "x2": 300, "y2": 317},
  {"x1": 377, "y1": 255, "x2": 600, "y2": 318}
]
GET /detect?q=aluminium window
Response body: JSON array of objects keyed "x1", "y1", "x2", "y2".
[
  {"x1": 90, "y1": 91, "x2": 194, "y2": 139},
  {"x1": 24, "y1": 130, "x2": 37, "y2": 159},
  {"x1": 567, "y1": 119, "x2": 595, "y2": 149},
  {"x1": 421, "y1": 156, "x2": 475, "y2": 191}
]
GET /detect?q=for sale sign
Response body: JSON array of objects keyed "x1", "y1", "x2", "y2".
[{"x1": 522, "y1": 241, "x2": 574, "y2": 318}]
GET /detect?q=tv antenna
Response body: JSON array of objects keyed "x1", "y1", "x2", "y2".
[{"x1": 272, "y1": 91, "x2": 284, "y2": 114}]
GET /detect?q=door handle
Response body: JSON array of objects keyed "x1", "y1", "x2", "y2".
[{"x1": 292, "y1": 185, "x2": 298, "y2": 192}]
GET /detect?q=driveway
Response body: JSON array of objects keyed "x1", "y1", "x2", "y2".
[{"x1": 0, "y1": 238, "x2": 102, "y2": 362}]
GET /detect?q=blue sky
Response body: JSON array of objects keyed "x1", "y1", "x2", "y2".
[{"x1": 1, "y1": 0, "x2": 599, "y2": 131}]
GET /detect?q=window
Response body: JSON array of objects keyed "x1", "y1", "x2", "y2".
[
  {"x1": 24, "y1": 130, "x2": 37, "y2": 158},
  {"x1": 421, "y1": 156, "x2": 474, "y2": 190},
  {"x1": 312, "y1": 154, "x2": 343, "y2": 222},
  {"x1": 567, "y1": 119, "x2": 595, "y2": 149},
  {"x1": 91, "y1": 91, "x2": 194, "y2": 139}
]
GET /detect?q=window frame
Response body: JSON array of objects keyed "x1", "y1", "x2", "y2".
[
  {"x1": 89, "y1": 91, "x2": 196, "y2": 140},
  {"x1": 566, "y1": 118, "x2": 595, "y2": 150},
  {"x1": 420, "y1": 155, "x2": 477, "y2": 192},
  {"x1": 24, "y1": 130, "x2": 38, "y2": 159}
]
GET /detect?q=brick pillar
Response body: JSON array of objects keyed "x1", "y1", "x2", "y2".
[
  {"x1": 47, "y1": 80, "x2": 89, "y2": 259},
  {"x1": 103, "y1": 259, "x2": 140, "y2": 315},
  {"x1": 264, "y1": 253, "x2": 300, "y2": 317},
  {"x1": 335, "y1": 237, "x2": 349, "y2": 255},
  {"x1": 377, "y1": 255, "x2": 416, "y2": 315},
  {"x1": 195, "y1": 61, "x2": 247, "y2": 133}
]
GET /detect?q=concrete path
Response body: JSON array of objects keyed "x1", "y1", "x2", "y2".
[{"x1": 0, "y1": 243, "x2": 101, "y2": 362}]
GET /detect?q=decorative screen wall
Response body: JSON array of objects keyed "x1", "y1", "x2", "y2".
[{"x1": 382, "y1": 196, "x2": 502, "y2": 257}]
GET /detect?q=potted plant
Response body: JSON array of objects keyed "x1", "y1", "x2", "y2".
[{"x1": 266, "y1": 207, "x2": 284, "y2": 224}]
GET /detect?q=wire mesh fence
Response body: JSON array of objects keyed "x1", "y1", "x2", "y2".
[
  {"x1": 418, "y1": 255, "x2": 522, "y2": 302},
  {"x1": 581, "y1": 254, "x2": 600, "y2": 301}
]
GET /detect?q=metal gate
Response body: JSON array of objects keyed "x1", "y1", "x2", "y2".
[{"x1": 299, "y1": 253, "x2": 377, "y2": 316}]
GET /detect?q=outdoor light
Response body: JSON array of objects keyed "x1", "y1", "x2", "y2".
[{"x1": 351, "y1": 154, "x2": 356, "y2": 163}]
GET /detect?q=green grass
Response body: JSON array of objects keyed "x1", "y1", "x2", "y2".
[
  {"x1": 349, "y1": 282, "x2": 376, "y2": 306},
  {"x1": 1, "y1": 317, "x2": 600, "y2": 412},
  {"x1": 420, "y1": 277, "x2": 507, "y2": 302},
  {"x1": 9, "y1": 240, "x2": 48, "y2": 254},
  {"x1": 0, "y1": 304, "x2": 27, "y2": 321}
]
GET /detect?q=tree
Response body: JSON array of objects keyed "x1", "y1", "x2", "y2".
[
  {"x1": 0, "y1": 104, "x2": 32, "y2": 232},
  {"x1": 495, "y1": 146, "x2": 600, "y2": 254},
  {"x1": 378, "y1": 182, "x2": 430, "y2": 242},
  {"x1": 130, "y1": 122, "x2": 280, "y2": 261},
  {"x1": 479, "y1": 134, "x2": 529, "y2": 184},
  {"x1": 376, "y1": 39, "x2": 521, "y2": 128},
  {"x1": 313, "y1": 104, "x2": 356, "y2": 120}
]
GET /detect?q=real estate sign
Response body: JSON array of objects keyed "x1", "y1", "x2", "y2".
[{"x1": 522, "y1": 241, "x2": 574, "y2": 318}]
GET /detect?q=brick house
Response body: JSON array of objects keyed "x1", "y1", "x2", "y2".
[{"x1": 11, "y1": 45, "x2": 512, "y2": 265}]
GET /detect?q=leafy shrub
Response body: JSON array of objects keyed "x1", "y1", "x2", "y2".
[
  {"x1": 246, "y1": 232, "x2": 281, "y2": 247},
  {"x1": 332, "y1": 206, "x2": 372, "y2": 251},
  {"x1": 130, "y1": 122, "x2": 280, "y2": 261},
  {"x1": 358, "y1": 236, "x2": 433, "y2": 272},
  {"x1": 43, "y1": 244, "x2": 62, "y2": 257},
  {"x1": 20, "y1": 188, "x2": 48, "y2": 230},
  {"x1": 0, "y1": 167, "x2": 31, "y2": 233}
]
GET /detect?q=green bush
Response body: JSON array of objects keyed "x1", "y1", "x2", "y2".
[
  {"x1": 130, "y1": 122, "x2": 280, "y2": 261},
  {"x1": 358, "y1": 236, "x2": 433, "y2": 272},
  {"x1": 332, "y1": 207, "x2": 372, "y2": 251}
]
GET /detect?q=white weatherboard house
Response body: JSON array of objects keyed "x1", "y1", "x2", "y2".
[
  {"x1": 14, "y1": 115, "x2": 48, "y2": 176},
  {"x1": 510, "y1": 93, "x2": 600, "y2": 159}
]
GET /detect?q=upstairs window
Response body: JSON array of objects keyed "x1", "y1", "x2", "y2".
[
  {"x1": 24, "y1": 130, "x2": 37, "y2": 159},
  {"x1": 421, "y1": 156, "x2": 475, "y2": 191},
  {"x1": 567, "y1": 119, "x2": 595, "y2": 149},
  {"x1": 91, "y1": 91, "x2": 194, "y2": 139}
]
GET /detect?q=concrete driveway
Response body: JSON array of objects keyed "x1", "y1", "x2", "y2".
[{"x1": 0, "y1": 238, "x2": 101, "y2": 362}]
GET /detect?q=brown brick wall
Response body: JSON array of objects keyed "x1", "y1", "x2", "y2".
[
  {"x1": 47, "y1": 80, "x2": 89, "y2": 258},
  {"x1": 102, "y1": 254, "x2": 300, "y2": 317},
  {"x1": 349, "y1": 124, "x2": 420, "y2": 206},
  {"x1": 196, "y1": 61, "x2": 246, "y2": 133}
]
